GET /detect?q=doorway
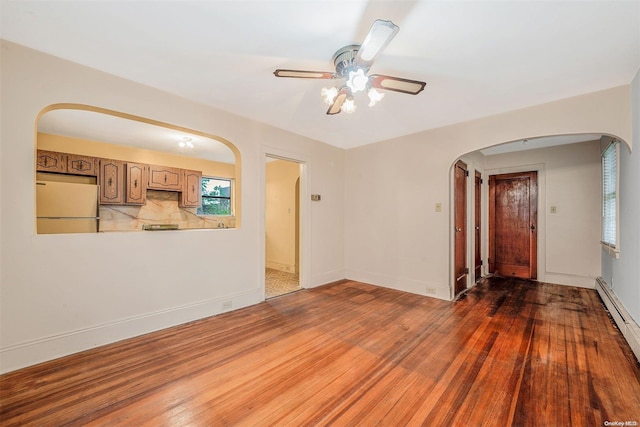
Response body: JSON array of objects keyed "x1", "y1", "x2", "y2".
[
  {"x1": 265, "y1": 157, "x2": 301, "y2": 298},
  {"x1": 488, "y1": 171, "x2": 538, "y2": 279},
  {"x1": 454, "y1": 160, "x2": 468, "y2": 295}
]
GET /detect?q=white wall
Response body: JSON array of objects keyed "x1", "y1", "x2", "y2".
[
  {"x1": 345, "y1": 85, "x2": 631, "y2": 301},
  {"x1": 0, "y1": 41, "x2": 345, "y2": 373},
  {"x1": 484, "y1": 141, "x2": 602, "y2": 287},
  {"x1": 265, "y1": 159, "x2": 299, "y2": 273},
  {"x1": 601, "y1": 67, "x2": 640, "y2": 325}
]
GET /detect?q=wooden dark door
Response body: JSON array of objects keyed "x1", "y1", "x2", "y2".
[
  {"x1": 489, "y1": 171, "x2": 537, "y2": 279},
  {"x1": 454, "y1": 161, "x2": 467, "y2": 295},
  {"x1": 474, "y1": 170, "x2": 482, "y2": 281}
]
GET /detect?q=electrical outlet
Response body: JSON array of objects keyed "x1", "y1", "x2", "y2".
[
  {"x1": 550, "y1": 206, "x2": 558, "y2": 214},
  {"x1": 222, "y1": 301, "x2": 232, "y2": 310},
  {"x1": 426, "y1": 287, "x2": 437, "y2": 295},
  {"x1": 435, "y1": 203, "x2": 442, "y2": 213}
]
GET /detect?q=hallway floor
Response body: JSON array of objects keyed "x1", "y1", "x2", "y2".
[{"x1": 265, "y1": 268, "x2": 300, "y2": 298}]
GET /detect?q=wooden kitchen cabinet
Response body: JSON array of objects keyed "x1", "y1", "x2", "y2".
[
  {"x1": 98, "y1": 159, "x2": 125, "y2": 204},
  {"x1": 67, "y1": 153, "x2": 98, "y2": 176},
  {"x1": 36, "y1": 150, "x2": 67, "y2": 173},
  {"x1": 125, "y1": 162, "x2": 148, "y2": 205},
  {"x1": 148, "y1": 164, "x2": 181, "y2": 191},
  {"x1": 180, "y1": 169, "x2": 202, "y2": 208}
]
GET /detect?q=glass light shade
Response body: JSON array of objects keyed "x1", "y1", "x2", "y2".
[
  {"x1": 367, "y1": 88, "x2": 385, "y2": 107},
  {"x1": 341, "y1": 98, "x2": 356, "y2": 114},
  {"x1": 346, "y1": 69, "x2": 368, "y2": 93},
  {"x1": 321, "y1": 87, "x2": 338, "y2": 105}
]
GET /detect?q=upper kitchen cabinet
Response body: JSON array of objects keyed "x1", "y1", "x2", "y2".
[
  {"x1": 36, "y1": 150, "x2": 67, "y2": 173},
  {"x1": 148, "y1": 164, "x2": 181, "y2": 191},
  {"x1": 67, "y1": 153, "x2": 98, "y2": 176},
  {"x1": 125, "y1": 162, "x2": 148, "y2": 205},
  {"x1": 180, "y1": 169, "x2": 202, "y2": 208},
  {"x1": 99, "y1": 159, "x2": 125, "y2": 204}
]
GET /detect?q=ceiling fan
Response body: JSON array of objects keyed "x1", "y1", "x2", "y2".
[{"x1": 274, "y1": 19, "x2": 426, "y2": 115}]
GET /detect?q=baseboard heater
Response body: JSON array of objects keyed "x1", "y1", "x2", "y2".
[{"x1": 596, "y1": 277, "x2": 640, "y2": 362}]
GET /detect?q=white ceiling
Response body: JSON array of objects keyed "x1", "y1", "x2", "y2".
[
  {"x1": 2, "y1": 1, "x2": 639, "y2": 151},
  {"x1": 38, "y1": 109, "x2": 237, "y2": 164}
]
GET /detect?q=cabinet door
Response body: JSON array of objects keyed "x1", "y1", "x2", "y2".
[
  {"x1": 36, "y1": 150, "x2": 67, "y2": 173},
  {"x1": 148, "y1": 165, "x2": 182, "y2": 191},
  {"x1": 99, "y1": 159, "x2": 125, "y2": 204},
  {"x1": 125, "y1": 162, "x2": 148, "y2": 205},
  {"x1": 180, "y1": 170, "x2": 202, "y2": 208},
  {"x1": 67, "y1": 154, "x2": 98, "y2": 176}
]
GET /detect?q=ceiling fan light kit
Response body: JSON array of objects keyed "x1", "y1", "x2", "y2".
[{"x1": 274, "y1": 19, "x2": 426, "y2": 115}]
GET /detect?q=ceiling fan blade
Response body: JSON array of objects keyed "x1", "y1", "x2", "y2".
[
  {"x1": 354, "y1": 19, "x2": 399, "y2": 68},
  {"x1": 274, "y1": 69, "x2": 335, "y2": 79},
  {"x1": 326, "y1": 88, "x2": 350, "y2": 115},
  {"x1": 369, "y1": 74, "x2": 426, "y2": 95}
]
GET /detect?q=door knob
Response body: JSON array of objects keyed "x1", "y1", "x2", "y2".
[
  {"x1": 530, "y1": 224, "x2": 536, "y2": 230},
  {"x1": 455, "y1": 227, "x2": 462, "y2": 232}
]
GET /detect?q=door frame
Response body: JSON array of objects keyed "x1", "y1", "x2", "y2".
[
  {"x1": 261, "y1": 147, "x2": 309, "y2": 300},
  {"x1": 453, "y1": 160, "x2": 468, "y2": 296},
  {"x1": 484, "y1": 163, "x2": 546, "y2": 282}
]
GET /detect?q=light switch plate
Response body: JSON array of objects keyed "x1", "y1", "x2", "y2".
[
  {"x1": 311, "y1": 194, "x2": 321, "y2": 201},
  {"x1": 550, "y1": 206, "x2": 558, "y2": 214}
]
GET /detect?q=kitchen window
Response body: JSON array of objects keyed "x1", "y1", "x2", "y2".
[
  {"x1": 198, "y1": 177, "x2": 232, "y2": 216},
  {"x1": 601, "y1": 141, "x2": 619, "y2": 258}
]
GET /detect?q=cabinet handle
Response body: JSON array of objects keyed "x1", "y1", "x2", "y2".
[
  {"x1": 134, "y1": 179, "x2": 138, "y2": 188},
  {"x1": 108, "y1": 177, "x2": 112, "y2": 186},
  {"x1": 192, "y1": 185, "x2": 195, "y2": 192},
  {"x1": 44, "y1": 157, "x2": 48, "y2": 166},
  {"x1": 164, "y1": 174, "x2": 167, "y2": 183}
]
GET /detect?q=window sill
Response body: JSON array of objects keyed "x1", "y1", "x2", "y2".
[{"x1": 601, "y1": 242, "x2": 620, "y2": 259}]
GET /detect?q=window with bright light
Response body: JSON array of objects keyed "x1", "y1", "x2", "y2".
[
  {"x1": 601, "y1": 142, "x2": 618, "y2": 250},
  {"x1": 197, "y1": 177, "x2": 232, "y2": 216}
]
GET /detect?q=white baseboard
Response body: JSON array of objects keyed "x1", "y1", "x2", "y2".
[
  {"x1": 265, "y1": 260, "x2": 297, "y2": 273},
  {"x1": 308, "y1": 269, "x2": 345, "y2": 288},
  {"x1": 544, "y1": 272, "x2": 596, "y2": 288},
  {"x1": 345, "y1": 269, "x2": 449, "y2": 301},
  {"x1": 596, "y1": 277, "x2": 640, "y2": 362},
  {"x1": 0, "y1": 288, "x2": 263, "y2": 374}
]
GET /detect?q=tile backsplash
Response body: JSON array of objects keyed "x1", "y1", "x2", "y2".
[{"x1": 99, "y1": 190, "x2": 234, "y2": 232}]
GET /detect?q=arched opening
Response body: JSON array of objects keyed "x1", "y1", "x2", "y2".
[
  {"x1": 35, "y1": 104, "x2": 241, "y2": 233},
  {"x1": 450, "y1": 133, "x2": 630, "y2": 296}
]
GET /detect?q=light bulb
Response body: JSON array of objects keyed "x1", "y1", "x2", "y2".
[
  {"x1": 321, "y1": 87, "x2": 338, "y2": 105},
  {"x1": 367, "y1": 88, "x2": 385, "y2": 107}
]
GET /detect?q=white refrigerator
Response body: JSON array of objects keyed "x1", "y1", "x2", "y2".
[{"x1": 36, "y1": 181, "x2": 99, "y2": 234}]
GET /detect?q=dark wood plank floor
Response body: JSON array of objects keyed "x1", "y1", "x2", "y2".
[{"x1": 1, "y1": 277, "x2": 639, "y2": 426}]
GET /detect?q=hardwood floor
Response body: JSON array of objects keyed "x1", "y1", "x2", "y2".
[{"x1": 1, "y1": 277, "x2": 639, "y2": 426}]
